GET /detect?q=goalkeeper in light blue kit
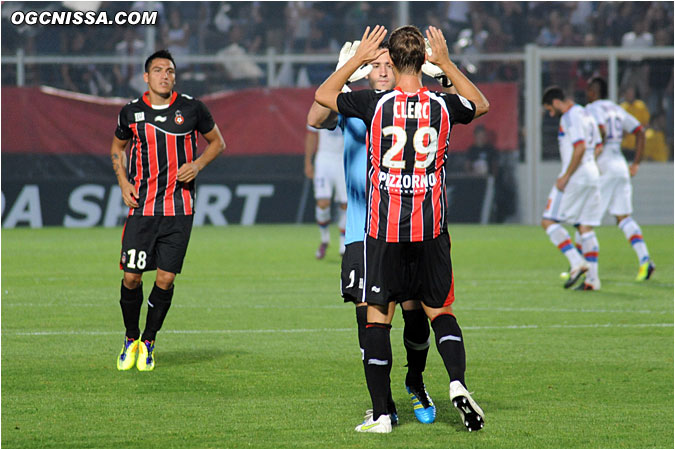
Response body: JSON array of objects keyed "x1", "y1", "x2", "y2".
[{"x1": 307, "y1": 39, "x2": 456, "y2": 428}]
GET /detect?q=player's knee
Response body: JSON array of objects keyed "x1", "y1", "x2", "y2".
[
  {"x1": 578, "y1": 224, "x2": 593, "y2": 234},
  {"x1": 123, "y1": 273, "x2": 142, "y2": 290},
  {"x1": 155, "y1": 271, "x2": 176, "y2": 290},
  {"x1": 615, "y1": 214, "x2": 628, "y2": 224},
  {"x1": 316, "y1": 198, "x2": 331, "y2": 209}
]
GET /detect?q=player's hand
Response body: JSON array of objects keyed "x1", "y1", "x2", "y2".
[
  {"x1": 177, "y1": 162, "x2": 200, "y2": 183},
  {"x1": 304, "y1": 161, "x2": 314, "y2": 179},
  {"x1": 421, "y1": 38, "x2": 453, "y2": 87},
  {"x1": 421, "y1": 39, "x2": 444, "y2": 78},
  {"x1": 351, "y1": 25, "x2": 388, "y2": 66},
  {"x1": 629, "y1": 162, "x2": 639, "y2": 177},
  {"x1": 425, "y1": 26, "x2": 451, "y2": 67},
  {"x1": 336, "y1": 41, "x2": 373, "y2": 83},
  {"x1": 555, "y1": 175, "x2": 569, "y2": 191},
  {"x1": 120, "y1": 181, "x2": 139, "y2": 208}
]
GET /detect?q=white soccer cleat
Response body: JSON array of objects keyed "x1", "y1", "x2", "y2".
[
  {"x1": 575, "y1": 278, "x2": 601, "y2": 291},
  {"x1": 355, "y1": 412, "x2": 392, "y2": 433},
  {"x1": 450, "y1": 380, "x2": 485, "y2": 432},
  {"x1": 564, "y1": 261, "x2": 589, "y2": 289}
]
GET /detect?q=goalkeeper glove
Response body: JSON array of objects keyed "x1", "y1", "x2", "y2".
[
  {"x1": 336, "y1": 41, "x2": 373, "y2": 83},
  {"x1": 421, "y1": 39, "x2": 453, "y2": 88}
]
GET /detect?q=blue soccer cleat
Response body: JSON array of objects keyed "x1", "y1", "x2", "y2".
[{"x1": 406, "y1": 384, "x2": 436, "y2": 424}]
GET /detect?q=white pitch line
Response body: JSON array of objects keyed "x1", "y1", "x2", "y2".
[
  {"x1": 2, "y1": 323, "x2": 672, "y2": 337},
  {"x1": 2, "y1": 302, "x2": 671, "y2": 315}
]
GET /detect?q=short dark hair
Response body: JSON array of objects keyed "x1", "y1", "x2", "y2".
[
  {"x1": 388, "y1": 25, "x2": 425, "y2": 74},
  {"x1": 588, "y1": 76, "x2": 608, "y2": 98},
  {"x1": 144, "y1": 49, "x2": 176, "y2": 73},
  {"x1": 542, "y1": 86, "x2": 565, "y2": 105}
]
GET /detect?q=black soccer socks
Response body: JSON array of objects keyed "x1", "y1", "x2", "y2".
[
  {"x1": 402, "y1": 307, "x2": 430, "y2": 388},
  {"x1": 120, "y1": 281, "x2": 143, "y2": 340},
  {"x1": 431, "y1": 313, "x2": 466, "y2": 387},
  {"x1": 141, "y1": 283, "x2": 174, "y2": 342},
  {"x1": 364, "y1": 322, "x2": 393, "y2": 421},
  {"x1": 355, "y1": 305, "x2": 368, "y2": 361},
  {"x1": 357, "y1": 308, "x2": 397, "y2": 416}
]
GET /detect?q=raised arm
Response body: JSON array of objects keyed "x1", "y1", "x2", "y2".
[
  {"x1": 315, "y1": 25, "x2": 387, "y2": 112},
  {"x1": 307, "y1": 101, "x2": 339, "y2": 130},
  {"x1": 425, "y1": 26, "x2": 490, "y2": 118}
]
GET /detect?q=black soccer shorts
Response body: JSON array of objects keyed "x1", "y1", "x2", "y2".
[
  {"x1": 364, "y1": 231, "x2": 455, "y2": 308},
  {"x1": 120, "y1": 215, "x2": 194, "y2": 274},
  {"x1": 340, "y1": 241, "x2": 366, "y2": 304}
]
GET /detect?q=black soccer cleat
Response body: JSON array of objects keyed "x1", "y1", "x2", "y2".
[{"x1": 450, "y1": 381, "x2": 485, "y2": 432}]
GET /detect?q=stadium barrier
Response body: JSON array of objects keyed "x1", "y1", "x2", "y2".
[
  {"x1": 1, "y1": 155, "x2": 494, "y2": 228},
  {"x1": 1, "y1": 84, "x2": 516, "y2": 227}
]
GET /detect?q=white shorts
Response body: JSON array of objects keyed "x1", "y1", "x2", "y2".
[
  {"x1": 599, "y1": 173, "x2": 633, "y2": 217},
  {"x1": 313, "y1": 154, "x2": 347, "y2": 203},
  {"x1": 542, "y1": 180, "x2": 602, "y2": 226}
]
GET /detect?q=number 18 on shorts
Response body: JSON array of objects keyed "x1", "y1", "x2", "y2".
[{"x1": 120, "y1": 215, "x2": 193, "y2": 274}]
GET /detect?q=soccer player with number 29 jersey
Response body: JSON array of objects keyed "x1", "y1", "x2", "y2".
[
  {"x1": 316, "y1": 25, "x2": 489, "y2": 433},
  {"x1": 110, "y1": 50, "x2": 225, "y2": 371},
  {"x1": 308, "y1": 42, "x2": 442, "y2": 428}
]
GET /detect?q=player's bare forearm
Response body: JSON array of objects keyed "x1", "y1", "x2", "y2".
[
  {"x1": 304, "y1": 131, "x2": 318, "y2": 178},
  {"x1": 315, "y1": 25, "x2": 387, "y2": 111},
  {"x1": 307, "y1": 101, "x2": 338, "y2": 129},
  {"x1": 426, "y1": 26, "x2": 489, "y2": 118},
  {"x1": 111, "y1": 136, "x2": 139, "y2": 208},
  {"x1": 633, "y1": 128, "x2": 646, "y2": 166},
  {"x1": 315, "y1": 56, "x2": 363, "y2": 112},
  {"x1": 178, "y1": 125, "x2": 225, "y2": 183},
  {"x1": 439, "y1": 61, "x2": 489, "y2": 118},
  {"x1": 559, "y1": 142, "x2": 586, "y2": 189},
  {"x1": 110, "y1": 137, "x2": 130, "y2": 184}
]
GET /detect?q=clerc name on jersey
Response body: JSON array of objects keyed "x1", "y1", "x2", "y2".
[
  {"x1": 393, "y1": 101, "x2": 430, "y2": 120},
  {"x1": 379, "y1": 172, "x2": 437, "y2": 190}
]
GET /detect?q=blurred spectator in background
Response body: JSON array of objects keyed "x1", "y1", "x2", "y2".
[
  {"x1": 216, "y1": 24, "x2": 264, "y2": 88},
  {"x1": 644, "y1": 112, "x2": 672, "y2": 162},
  {"x1": 621, "y1": 16, "x2": 653, "y2": 48},
  {"x1": 113, "y1": 28, "x2": 146, "y2": 97},
  {"x1": 501, "y1": 2, "x2": 530, "y2": 49},
  {"x1": 620, "y1": 85, "x2": 651, "y2": 161},
  {"x1": 645, "y1": 28, "x2": 674, "y2": 115},
  {"x1": 61, "y1": 29, "x2": 112, "y2": 96},
  {"x1": 163, "y1": 8, "x2": 191, "y2": 57},
  {"x1": 466, "y1": 125, "x2": 498, "y2": 177},
  {"x1": 442, "y1": 1, "x2": 471, "y2": 44},
  {"x1": 285, "y1": 1, "x2": 313, "y2": 52},
  {"x1": 536, "y1": 9, "x2": 563, "y2": 47}
]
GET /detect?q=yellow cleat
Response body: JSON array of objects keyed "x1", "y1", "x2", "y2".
[
  {"x1": 636, "y1": 261, "x2": 655, "y2": 281},
  {"x1": 117, "y1": 338, "x2": 139, "y2": 371},
  {"x1": 137, "y1": 340, "x2": 155, "y2": 371}
]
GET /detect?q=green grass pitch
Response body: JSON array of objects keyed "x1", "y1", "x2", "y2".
[{"x1": 2, "y1": 224, "x2": 673, "y2": 448}]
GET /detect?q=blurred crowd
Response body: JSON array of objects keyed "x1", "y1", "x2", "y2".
[{"x1": 2, "y1": 1, "x2": 673, "y2": 160}]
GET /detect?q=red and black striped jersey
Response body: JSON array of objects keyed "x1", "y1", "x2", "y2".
[
  {"x1": 337, "y1": 87, "x2": 475, "y2": 242},
  {"x1": 115, "y1": 91, "x2": 215, "y2": 216}
]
